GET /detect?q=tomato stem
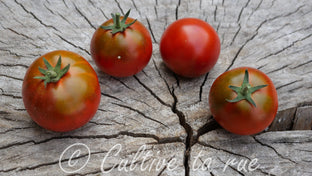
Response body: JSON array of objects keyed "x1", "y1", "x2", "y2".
[
  {"x1": 226, "y1": 69, "x2": 267, "y2": 107},
  {"x1": 33, "y1": 56, "x2": 70, "y2": 87},
  {"x1": 100, "y1": 9, "x2": 137, "y2": 34},
  {"x1": 115, "y1": 13, "x2": 121, "y2": 28}
]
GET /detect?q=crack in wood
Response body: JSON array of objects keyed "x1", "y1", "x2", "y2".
[
  {"x1": 154, "y1": 6, "x2": 159, "y2": 20},
  {"x1": 252, "y1": 136, "x2": 298, "y2": 164},
  {"x1": 131, "y1": 98, "x2": 153, "y2": 109},
  {"x1": 90, "y1": 1, "x2": 109, "y2": 20},
  {"x1": 1, "y1": 149, "x2": 104, "y2": 173},
  {"x1": 133, "y1": 75, "x2": 171, "y2": 107},
  {"x1": 237, "y1": 0, "x2": 251, "y2": 23},
  {"x1": 152, "y1": 58, "x2": 172, "y2": 96},
  {"x1": 114, "y1": 0, "x2": 125, "y2": 15},
  {"x1": 0, "y1": 63, "x2": 28, "y2": 69},
  {"x1": 61, "y1": 0, "x2": 69, "y2": 8},
  {"x1": 175, "y1": 0, "x2": 181, "y2": 20},
  {"x1": 0, "y1": 131, "x2": 163, "y2": 151},
  {"x1": 111, "y1": 77, "x2": 136, "y2": 91},
  {"x1": 131, "y1": 0, "x2": 141, "y2": 16},
  {"x1": 297, "y1": 101, "x2": 312, "y2": 108},
  {"x1": 292, "y1": 59, "x2": 312, "y2": 69},
  {"x1": 14, "y1": 0, "x2": 60, "y2": 32},
  {"x1": 0, "y1": 127, "x2": 34, "y2": 135},
  {"x1": 198, "y1": 142, "x2": 277, "y2": 175},
  {"x1": 276, "y1": 80, "x2": 301, "y2": 90},
  {"x1": 0, "y1": 48, "x2": 25, "y2": 58},
  {"x1": 213, "y1": 5, "x2": 217, "y2": 22},
  {"x1": 155, "y1": 137, "x2": 183, "y2": 145},
  {"x1": 288, "y1": 85, "x2": 304, "y2": 93},
  {"x1": 73, "y1": 3, "x2": 96, "y2": 30},
  {"x1": 230, "y1": 24, "x2": 241, "y2": 46},
  {"x1": 234, "y1": 5, "x2": 307, "y2": 68},
  {"x1": 216, "y1": 22, "x2": 221, "y2": 34},
  {"x1": 0, "y1": 1, "x2": 14, "y2": 14},
  {"x1": 170, "y1": 87, "x2": 192, "y2": 176},
  {"x1": 55, "y1": 33, "x2": 91, "y2": 55},
  {"x1": 226, "y1": 31, "x2": 258, "y2": 71},
  {"x1": 168, "y1": 72, "x2": 180, "y2": 88},
  {"x1": 197, "y1": 141, "x2": 252, "y2": 160},
  {"x1": 257, "y1": 33, "x2": 312, "y2": 62},
  {"x1": 266, "y1": 64, "x2": 289, "y2": 74},
  {"x1": 58, "y1": 12, "x2": 80, "y2": 28},
  {"x1": 88, "y1": 121, "x2": 114, "y2": 126},
  {"x1": 257, "y1": 63, "x2": 268, "y2": 70},
  {"x1": 270, "y1": 0, "x2": 278, "y2": 9},
  {"x1": 112, "y1": 102, "x2": 170, "y2": 128},
  {"x1": 198, "y1": 72, "x2": 209, "y2": 102},
  {"x1": 156, "y1": 156, "x2": 174, "y2": 176},
  {"x1": 146, "y1": 17, "x2": 158, "y2": 43},
  {"x1": 141, "y1": 69, "x2": 150, "y2": 78},
  {"x1": 4, "y1": 27, "x2": 33, "y2": 40},
  {"x1": 43, "y1": 2, "x2": 56, "y2": 16},
  {"x1": 272, "y1": 23, "x2": 312, "y2": 43},
  {"x1": 0, "y1": 74, "x2": 23, "y2": 82},
  {"x1": 0, "y1": 112, "x2": 29, "y2": 123},
  {"x1": 193, "y1": 119, "x2": 220, "y2": 146},
  {"x1": 101, "y1": 92, "x2": 123, "y2": 102}
]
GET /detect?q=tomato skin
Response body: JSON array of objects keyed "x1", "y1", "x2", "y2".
[
  {"x1": 160, "y1": 18, "x2": 220, "y2": 77},
  {"x1": 209, "y1": 67, "x2": 278, "y2": 135},
  {"x1": 90, "y1": 17, "x2": 152, "y2": 77},
  {"x1": 22, "y1": 50, "x2": 101, "y2": 132}
]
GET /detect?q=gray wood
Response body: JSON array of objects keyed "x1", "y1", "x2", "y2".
[{"x1": 0, "y1": 0, "x2": 311, "y2": 175}]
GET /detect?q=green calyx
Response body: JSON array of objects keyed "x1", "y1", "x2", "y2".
[
  {"x1": 100, "y1": 9, "x2": 137, "y2": 34},
  {"x1": 226, "y1": 69, "x2": 267, "y2": 107},
  {"x1": 34, "y1": 56, "x2": 70, "y2": 87}
]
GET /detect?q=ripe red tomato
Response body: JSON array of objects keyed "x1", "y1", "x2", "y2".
[
  {"x1": 209, "y1": 67, "x2": 278, "y2": 135},
  {"x1": 90, "y1": 10, "x2": 152, "y2": 77},
  {"x1": 22, "y1": 50, "x2": 101, "y2": 132},
  {"x1": 160, "y1": 18, "x2": 220, "y2": 77}
]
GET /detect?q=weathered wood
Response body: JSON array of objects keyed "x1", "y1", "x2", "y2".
[
  {"x1": 292, "y1": 106, "x2": 312, "y2": 130},
  {"x1": 0, "y1": 0, "x2": 311, "y2": 175},
  {"x1": 192, "y1": 130, "x2": 312, "y2": 176}
]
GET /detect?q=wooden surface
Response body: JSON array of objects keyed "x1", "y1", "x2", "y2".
[{"x1": 0, "y1": 0, "x2": 312, "y2": 175}]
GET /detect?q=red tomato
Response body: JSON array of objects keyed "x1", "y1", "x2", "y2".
[
  {"x1": 209, "y1": 67, "x2": 278, "y2": 135},
  {"x1": 160, "y1": 18, "x2": 220, "y2": 77},
  {"x1": 90, "y1": 10, "x2": 152, "y2": 77},
  {"x1": 22, "y1": 50, "x2": 101, "y2": 132}
]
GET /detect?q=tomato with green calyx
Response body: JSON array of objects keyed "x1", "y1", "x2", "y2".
[
  {"x1": 209, "y1": 67, "x2": 278, "y2": 135},
  {"x1": 160, "y1": 18, "x2": 220, "y2": 77},
  {"x1": 22, "y1": 50, "x2": 101, "y2": 132},
  {"x1": 90, "y1": 10, "x2": 152, "y2": 77}
]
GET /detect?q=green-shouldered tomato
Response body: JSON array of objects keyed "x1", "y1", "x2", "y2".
[
  {"x1": 209, "y1": 67, "x2": 278, "y2": 135},
  {"x1": 22, "y1": 50, "x2": 101, "y2": 132}
]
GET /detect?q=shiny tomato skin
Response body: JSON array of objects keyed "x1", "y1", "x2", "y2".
[
  {"x1": 22, "y1": 50, "x2": 101, "y2": 132},
  {"x1": 209, "y1": 67, "x2": 278, "y2": 135},
  {"x1": 160, "y1": 18, "x2": 220, "y2": 77},
  {"x1": 90, "y1": 17, "x2": 152, "y2": 77}
]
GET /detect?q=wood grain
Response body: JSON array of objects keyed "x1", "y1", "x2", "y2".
[{"x1": 0, "y1": 0, "x2": 311, "y2": 175}]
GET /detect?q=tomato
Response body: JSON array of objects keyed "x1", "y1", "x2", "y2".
[
  {"x1": 160, "y1": 18, "x2": 220, "y2": 77},
  {"x1": 209, "y1": 67, "x2": 278, "y2": 135},
  {"x1": 22, "y1": 50, "x2": 101, "y2": 132},
  {"x1": 90, "y1": 10, "x2": 152, "y2": 77}
]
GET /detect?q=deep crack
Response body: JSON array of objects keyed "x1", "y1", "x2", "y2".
[{"x1": 170, "y1": 86, "x2": 193, "y2": 176}]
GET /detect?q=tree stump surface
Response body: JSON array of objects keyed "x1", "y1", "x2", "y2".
[{"x1": 0, "y1": 0, "x2": 311, "y2": 175}]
